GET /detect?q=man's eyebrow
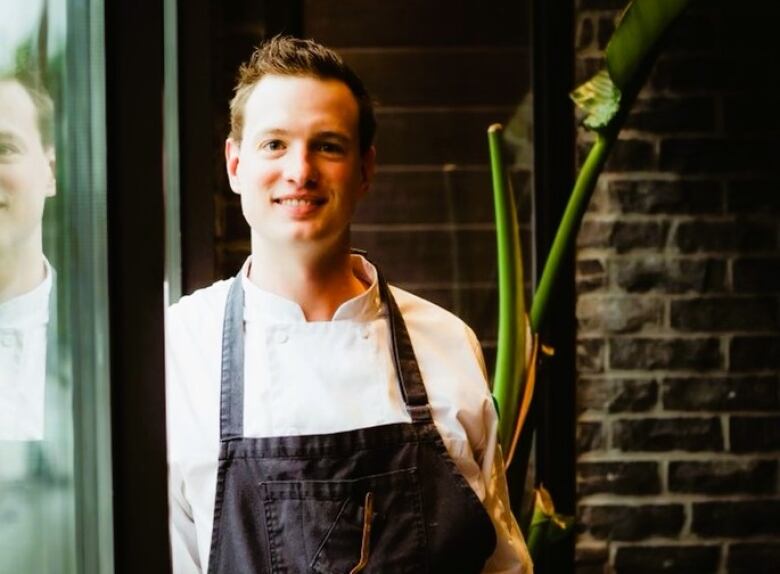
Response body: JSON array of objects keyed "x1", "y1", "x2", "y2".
[
  {"x1": 251, "y1": 128, "x2": 289, "y2": 140},
  {"x1": 0, "y1": 130, "x2": 26, "y2": 151},
  {"x1": 313, "y1": 131, "x2": 351, "y2": 144},
  {"x1": 0, "y1": 129, "x2": 23, "y2": 141}
]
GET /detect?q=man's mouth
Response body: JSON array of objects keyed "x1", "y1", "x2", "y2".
[{"x1": 273, "y1": 196, "x2": 326, "y2": 207}]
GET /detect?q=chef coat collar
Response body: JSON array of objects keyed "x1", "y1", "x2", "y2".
[
  {"x1": 0, "y1": 257, "x2": 53, "y2": 328},
  {"x1": 240, "y1": 254, "x2": 382, "y2": 323}
]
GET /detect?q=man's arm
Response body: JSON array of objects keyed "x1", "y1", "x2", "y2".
[
  {"x1": 466, "y1": 327, "x2": 534, "y2": 574},
  {"x1": 168, "y1": 463, "x2": 202, "y2": 573}
]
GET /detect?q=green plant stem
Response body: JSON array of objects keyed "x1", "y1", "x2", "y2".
[
  {"x1": 488, "y1": 124, "x2": 526, "y2": 453},
  {"x1": 530, "y1": 134, "x2": 614, "y2": 332}
]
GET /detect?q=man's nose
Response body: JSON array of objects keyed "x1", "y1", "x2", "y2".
[{"x1": 283, "y1": 146, "x2": 317, "y2": 188}]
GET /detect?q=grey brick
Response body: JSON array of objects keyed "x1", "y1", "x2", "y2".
[
  {"x1": 613, "y1": 417, "x2": 723, "y2": 452},
  {"x1": 692, "y1": 500, "x2": 780, "y2": 537},
  {"x1": 673, "y1": 220, "x2": 776, "y2": 254},
  {"x1": 577, "y1": 296, "x2": 664, "y2": 334},
  {"x1": 579, "y1": 377, "x2": 658, "y2": 413},
  {"x1": 669, "y1": 460, "x2": 777, "y2": 494},
  {"x1": 580, "y1": 504, "x2": 685, "y2": 541},
  {"x1": 730, "y1": 416, "x2": 780, "y2": 453},
  {"x1": 578, "y1": 421, "x2": 606, "y2": 454},
  {"x1": 577, "y1": 258, "x2": 608, "y2": 294},
  {"x1": 610, "y1": 179, "x2": 723, "y2": 215},
  {"x1": 662, "y1": 376, "x2": 780, "y2": 411},
  {"x1": 577, "y1": 338, "x2": 606, "y2": 374},
  {"x1": 610, "y1": 337, "x2": 722, "y2": 371},
  {"x1": 670, "y1": 297, "x2": 778, "y2": 332},
  {"x1": 612, "y1": 257, "x2": 727, "y2": 294},
  {"x1": 730, "y1": 336, "x2": 780, "y2": 371},
  {"x1": 575, "y1": 544, "x2": 608, "y2": 574},
  {"x1": 578, "y1": 461, "x2": 661, "y2": 496},
  {"x1": 614, "y1": 545, "x2": 720, "y2": 574},
  {"x1": 728, "y1": 543, "x2": 780, "y2": 574}
]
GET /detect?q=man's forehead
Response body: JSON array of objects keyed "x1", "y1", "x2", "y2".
[
  {"x1": 243, "y1": 75, "x2": 358, "y2": 126},
  {"x1": 0, "y1": 81, "x2": 38, "y2": 129}
]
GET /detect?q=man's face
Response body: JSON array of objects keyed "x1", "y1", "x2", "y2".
[
  {"x1": 0, "y1": 81, "x2": 55, "y2": 253},
  {"x1": 225, "y1": 74, "x2": 374, "y2": 253}
]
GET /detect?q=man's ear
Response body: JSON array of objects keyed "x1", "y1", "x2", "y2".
[
  {"x1": 45, "y1": 147, "x2": 56, "y2": 198},
  {"x1": 225, "y1": 138, "x2": 242, "y2": 194},
  {"x1": 359, "y1": 145, "x2": 376, "y2": 198}
]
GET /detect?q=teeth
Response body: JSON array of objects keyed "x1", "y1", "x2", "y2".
[{"x1": 278, "y1": 198, "x2": 316, "y2": 206}]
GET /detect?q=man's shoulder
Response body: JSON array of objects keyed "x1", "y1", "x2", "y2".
[
  {"x1": 388, "y1": 284, "x2": 479, "y2": 343},
  {"x1": 168, "y1": 277, "x2": 234, "y2": 329}
]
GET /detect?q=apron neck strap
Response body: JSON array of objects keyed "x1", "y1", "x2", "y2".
[
  {"x1": 375, "y1": 270, "x2": 432, "y2": 423},
  {"x1": 220, "y1": 276, "x2": 246, "y2": 441}
]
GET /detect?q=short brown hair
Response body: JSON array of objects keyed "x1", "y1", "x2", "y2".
[
  {"x1": 1, "y1": 73, "x2": 54, "y2": 149},
  {"x1": 228, "y1": 36, "x2": 376, "y2": 154}
]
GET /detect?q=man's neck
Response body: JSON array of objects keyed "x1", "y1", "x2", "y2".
[
  {"x1": 248, "y1": 239, "x2": 366, "y2": 321},
  {"x1": 0, "y1": 243, "x2": 46, "y2": 305}
]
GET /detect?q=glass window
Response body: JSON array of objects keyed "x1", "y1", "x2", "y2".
[{"x1": 0, "y1": 1, "x2": 113, "y2": 572}]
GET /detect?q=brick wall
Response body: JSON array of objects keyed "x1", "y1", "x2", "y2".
[
  {"x1": 212, "y1": 0, "x2": 534, "y2": 367},
  {"x1": 575, "y1": 1, "x2": 780, "y2": 572}
]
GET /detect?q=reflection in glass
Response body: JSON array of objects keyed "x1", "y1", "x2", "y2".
[
  {"x1": 0, "y1": 1, "x2": 112, "y2": 572},
  {"x1": 0, "y1": 3, "x2": 75, "y2": 572},
  {"x1": 0, "y1": 75, "x2": 56, "y2": 440}
]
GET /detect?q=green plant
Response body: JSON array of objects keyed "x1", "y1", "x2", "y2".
[{"x1": 487, "y1": 0, "x2": 694, "y2": 559}]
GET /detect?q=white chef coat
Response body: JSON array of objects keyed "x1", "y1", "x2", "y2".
[
  {"x1": 0, "y1": 259, "x2": 52, "y2": 443},
  {"x1": 166, "y1": 255, "x2": 532, "y2": 573}
]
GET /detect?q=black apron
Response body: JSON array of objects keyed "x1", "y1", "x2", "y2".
[{"x1": 207, "y1": 270, "x2": 497, "y2": 574}]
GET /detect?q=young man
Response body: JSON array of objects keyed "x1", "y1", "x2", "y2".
[
  {"x1": 167, "y1": 37, "x2": 531, "y2": 573},
  {"x1": 0, "y1": 74, "x2": 67, "y2": 573},
  {"x1": 0, "y1": 75, "x2": 56, "y2": 440}
]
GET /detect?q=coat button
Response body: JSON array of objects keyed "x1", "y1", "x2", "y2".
[
  {"x1": 274, "y1": 331, "x2": 288, "y2": 344},
  {"x1": 361, "y1": 327, "x2": 371, "y2": 339}
]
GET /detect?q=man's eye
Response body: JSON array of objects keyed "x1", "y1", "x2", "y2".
[
  {"x1": 315, "y1": 142, "x2": 344, "y2": 154},
  {"x1": 0, "y1": 142, "x2": 21, "y2": 156},
  {"x1": 260, "y1": 140, "x2": 285, "y2": 152}
]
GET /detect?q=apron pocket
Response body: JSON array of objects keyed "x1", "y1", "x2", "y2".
[{"x1": 261, "y1": 467, "x2": 428, "y2": 574}]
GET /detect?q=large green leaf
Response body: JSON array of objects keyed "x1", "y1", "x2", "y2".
[{"x1": 607, "y1": 0, "x2": 690, "y2": 90}]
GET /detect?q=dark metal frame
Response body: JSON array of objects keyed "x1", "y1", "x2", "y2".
[
  {"x1": 530, "y1": 0, "x2": 577, "y2": 571},
  {"x1": 178, "y1": 0, "x2": 216, "y2": 293},
  {"x1": 104, "y1": 1, "x2": 171, "y2": 572}
]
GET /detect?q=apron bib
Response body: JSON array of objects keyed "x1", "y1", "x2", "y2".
[{"x1": 207, "y1": 269, "x2": 496, "y2": 574}]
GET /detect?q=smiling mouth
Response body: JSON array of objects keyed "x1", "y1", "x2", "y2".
[{"x1": 273, "y1": 197, "x2": 326, "y2": 207}]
